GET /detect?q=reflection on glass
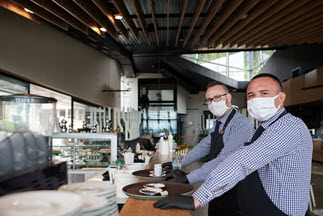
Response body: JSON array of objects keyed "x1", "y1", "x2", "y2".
[
  {"x1": 30, "y1": 84, "x2": 72, "y2": 132},
  {"x1": 182, "y1": 50, "x2": 275, "y2": 81}
]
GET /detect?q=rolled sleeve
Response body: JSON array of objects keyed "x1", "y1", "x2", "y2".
[
  {"x1": 187, "y1": 119, "x2": 254, "y2": 184},
  {"x1": 181, "y1": 127, "x2": 213, "y2": 168}
]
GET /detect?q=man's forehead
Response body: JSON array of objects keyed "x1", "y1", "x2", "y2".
[{"x1": 247, "y1": 77, "x2": 280, "y2": 92}]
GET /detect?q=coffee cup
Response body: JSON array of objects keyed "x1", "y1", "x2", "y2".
[{"x1": 154, "y1": 164, "x2": 162, "y2": 177}]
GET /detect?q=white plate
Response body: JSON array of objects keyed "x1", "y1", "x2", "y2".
[
  {"x1": 149, "y1": 173, "x2": 166, "y2": 177},
  {"x1": 82, "y1": 195, "x2": 108, "y2": 213},
  {"x1": 139, "y1": 188, "x2": 163, "y2": 196},
  {"x1": 143, "y1": 183, "x2": 165, "y2": 189},
  {"x1": 59, "y1": 182, "x2": 116, "y2": 197},
  {"x1": 0, "y1": 190, "x2": 83, "y2": 216}
]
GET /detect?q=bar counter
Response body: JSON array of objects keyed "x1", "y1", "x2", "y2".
[{"x1": 119, "y1": 151, "x2": 192, "y2": 216}]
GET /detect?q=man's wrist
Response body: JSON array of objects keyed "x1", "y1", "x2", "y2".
[{"x1": 193, "y1": 197, "x2": 200, "y2": 209}]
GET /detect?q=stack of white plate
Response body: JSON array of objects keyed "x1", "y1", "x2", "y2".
[
  {"x1": 59, "y1": 182, "x2": 118, "y2": 216},
  {"x1": 0, "y1": 190, "x2": 83, "y2": 216}
]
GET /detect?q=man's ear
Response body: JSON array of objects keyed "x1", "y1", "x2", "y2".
[
  {"x1": 227, "y1": 93, "x2": 232, "y2": 103},
  {"x1": 279, "y1": 92, "x2": 286, "y2": 106}
]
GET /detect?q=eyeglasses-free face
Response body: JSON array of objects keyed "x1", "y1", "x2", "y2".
[{"x1": 204, "y1": 93, "x2": 227, "y2": 105}]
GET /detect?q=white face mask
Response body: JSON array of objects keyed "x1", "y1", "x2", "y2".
[
  {"x1": 247, "y1": 93, "x2": 281, "y2": 122},
  {"x1": 208, "y1": 96, "x2": 229, "y2": 117}
]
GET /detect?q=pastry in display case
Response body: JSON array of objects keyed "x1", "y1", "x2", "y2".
[{"x1": 52, "y1": 133, "x2": 122, "y2": 170}]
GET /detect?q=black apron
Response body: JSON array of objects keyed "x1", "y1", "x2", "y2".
[
  {"x1": 207, "y1": 109, "x2": 240, "y2": 216},
  {"x1": 234, "y1": 110, "x2": 288, "y2": 216},
  {"x1": 236, "y1": 110, "x2": 310, "y2": 216},
  {"x1": 210, "y1": 110, "x2": 310, "y2": 216}
]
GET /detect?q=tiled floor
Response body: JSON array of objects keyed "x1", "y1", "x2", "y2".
[{"x1": 185, "y1": 158, "x2": 323, "y2": 216}]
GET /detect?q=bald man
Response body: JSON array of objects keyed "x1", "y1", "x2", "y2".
[{"x1": 154, "y1": 74, "x2": 312, "y2": 216}]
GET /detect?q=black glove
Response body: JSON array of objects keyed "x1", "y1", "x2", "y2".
[
  {"x1": 162, "y1": 161, "x2": 173, "y2": 170},
  {"x1": 153, "y1": 194, "x2": 195, "y2": 210},
  {"x1": 165, "y1": 169, "x2": 189, "y2": 184}
]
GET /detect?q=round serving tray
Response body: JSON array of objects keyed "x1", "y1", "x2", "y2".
[
  {"x1": 122, "y1": 181, "x2": 194, "y2": 200},
  {"x1": 132, "y1": 169, "x2": 171, "y2": 180}
]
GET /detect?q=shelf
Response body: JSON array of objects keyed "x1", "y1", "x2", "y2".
[
  {"x1": 142, "y1": 119, "x2": 177, "y2": 120},
  {"x1": 67, "y1": 163, "x2": 109, "y2": 167},
  {"x1": 52, "y1": 132, "x2": 117, "y2": 139},
  {"x1": 53, "y1": 154, "x2": 107, "y2": 157},
  {"x1": 52, "y1": 145, "x2": 109, "y2": 148}
]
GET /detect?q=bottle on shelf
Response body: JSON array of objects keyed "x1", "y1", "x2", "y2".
[{"x1": 168, "y1": 131, "x2": 173, "y2": 152}]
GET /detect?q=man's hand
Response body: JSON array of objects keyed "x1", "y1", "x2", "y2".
[
  {"x1": 153, "y1": 194, "x2": 195, "y2": 210},
  {"x1": 162, "y1": 161, "x2": 173, "y2": 170},
  {"x1": 165, "y1": 169, "x2": 189, "y2": 184}
]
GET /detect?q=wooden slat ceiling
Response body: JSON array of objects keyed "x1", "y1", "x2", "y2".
[{"x1": 2, "y1": 0, "x2": 323, "y2": 55}]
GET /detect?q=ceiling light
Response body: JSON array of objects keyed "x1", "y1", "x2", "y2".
[
  {"x1": 114, "y1": 14, "x2": 123, "y2": 20},
  {"x1": 241, "y1": 14, "x2": 248, "y2": 19},
  {"x1": 24, "y1": 8, "x2": 34, "y2": 14},
  {"x1": 100, "y1": 27, "x2": 107, "y2": 32}
]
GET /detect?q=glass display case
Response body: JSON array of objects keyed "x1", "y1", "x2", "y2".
[{"x1": 52, "y1": 133, "x2": 119, "y2": 170}]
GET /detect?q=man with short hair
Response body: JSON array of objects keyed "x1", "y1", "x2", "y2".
[
  {"x1": 155, "y1": 74, "x2": 312, "y2": 216},
  {"x1": 162, "y1": 81, "x2": 254, "y2": 215}
]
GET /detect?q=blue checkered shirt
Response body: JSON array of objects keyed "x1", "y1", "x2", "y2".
[
  {"x1": 193, "y1": 108, "x2": 313, "y2": 216},
  {"x1": 182, "y1": 108, "x2": 255, "y2": 184}
]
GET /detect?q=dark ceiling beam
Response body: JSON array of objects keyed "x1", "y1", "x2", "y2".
[
  {"x1": 183, "y1": 0, "x2": 206, "y2": 47},
  {"x1": 283, "y1": 30, "x2": 323, "y2": 46},
  {"x1": 139, "y1": 25, "x2": 199, "y2": 32},
  {"x1": 131, "y1": 13, "x2": 206, "y2": 19},
  {"x1": 190, "y1": 0, "x2": 225, "y2": 47},
  {"x1": 262, "y1": 15, "x2": 323, "y2": 46},
  {"x1": 269, "y1": 22, "x2": 323, "y2": 46},
  {"x1": 175, "y1": 0, "x2": 188, "y2": 47},
  {"x1": 239, "y1": 0, "x2": 322, "y2": 47},
  {"x1": 232, "y1": 0, "x2": 311, "y2": 47},
  {"x1": 167, "y1": 0, "x2": 169, "y2": 46},
  {"x1": 207, "y1": 0, "x2": 260, "y2": 47},
  {"x1": 130, "y1": 0, "x2": 150, "y2": 44},
  {"x1": 132, "y1": 46, "x2": 284, "y2": 57},
  {"x1": 1, "y1": 0, "x2": 41, "y2": 23},
  {"x1": 212, "y1": 0, "x2": 278, "y2": 48},
  {"x1": 10, "y1": 0, "x2": 68, "y2": 30},
  {"x1": 53, "y1": 0, "x2": 103, "y2": 36},
  {"x1": 148, "y1": 0, "x2": 159, "y2": 45},
  {"x1": 292, "y1": 31, "x2": 323, "y2": 45},
  {"x1": 73, "y1": 0, "x2": 118, "y2": 40},
  {"x1": 112, "y1": 0, "x2": 140, "y2": 43},
  {"x1": 263, "y1": 24, "x2": 321, "y2": 47},
  {"x1": 222, "y1": 0, "x2": 293, "y2": 47},
  {"x1": 252, "y1": 10, "x2": 323, "y2": 47},
  {"x1": 92, "y1": 0, "x2": 129, "y2": 41},
  {"x1": 198, "y1": 0, "x2": 244, "y2": 48},
  {"x1": 31, "y1": 0, "x2": 88, "y2": 35}
]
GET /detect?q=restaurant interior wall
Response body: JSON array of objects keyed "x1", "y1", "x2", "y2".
[
  {"x1": 258, "y1": 44, "x2": 323, "y2": 82},
  {"x1": 0, "y1": 7, "x2": 122, "y2": 108}
]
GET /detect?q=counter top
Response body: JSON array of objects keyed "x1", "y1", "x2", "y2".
[{"x1": 119, "y1": 151, "x2": 191, "y2": 216}]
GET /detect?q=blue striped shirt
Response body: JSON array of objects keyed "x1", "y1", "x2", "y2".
[
  {"x1": 193, "y1": 108, "x2": 313, "y2": 216},
  {"x1": 182, "y1": 108, "x2": 255, "y2": 184}
]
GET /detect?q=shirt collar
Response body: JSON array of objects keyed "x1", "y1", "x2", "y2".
[
  {"x1": 261, "y1": 107, "x2": 286, "y2": 129},
  {"x1": 217, "y1": 107, "x2": 234, "y2": 124}
]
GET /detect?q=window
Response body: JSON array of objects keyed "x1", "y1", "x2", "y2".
[
  {"x1": 182, "y1": 50, "x2": 275, "y2": 81},
  {"x1": 0, "y1": 74, "x2": 28, "y2": 95},
  {"x1": 30, "y1": 84, "x2": 72, "y2": 131},
  {"x1": 138, "y1": 79, "x2": 177, "y2": 138}
]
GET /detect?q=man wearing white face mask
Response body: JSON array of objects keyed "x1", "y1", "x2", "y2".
[
  {"x1": 170, "y1": 74, "x2": 311, "y2": 216},
  {"x1": 158, "y1": 81, "x2": 254, "y2": 215}
]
